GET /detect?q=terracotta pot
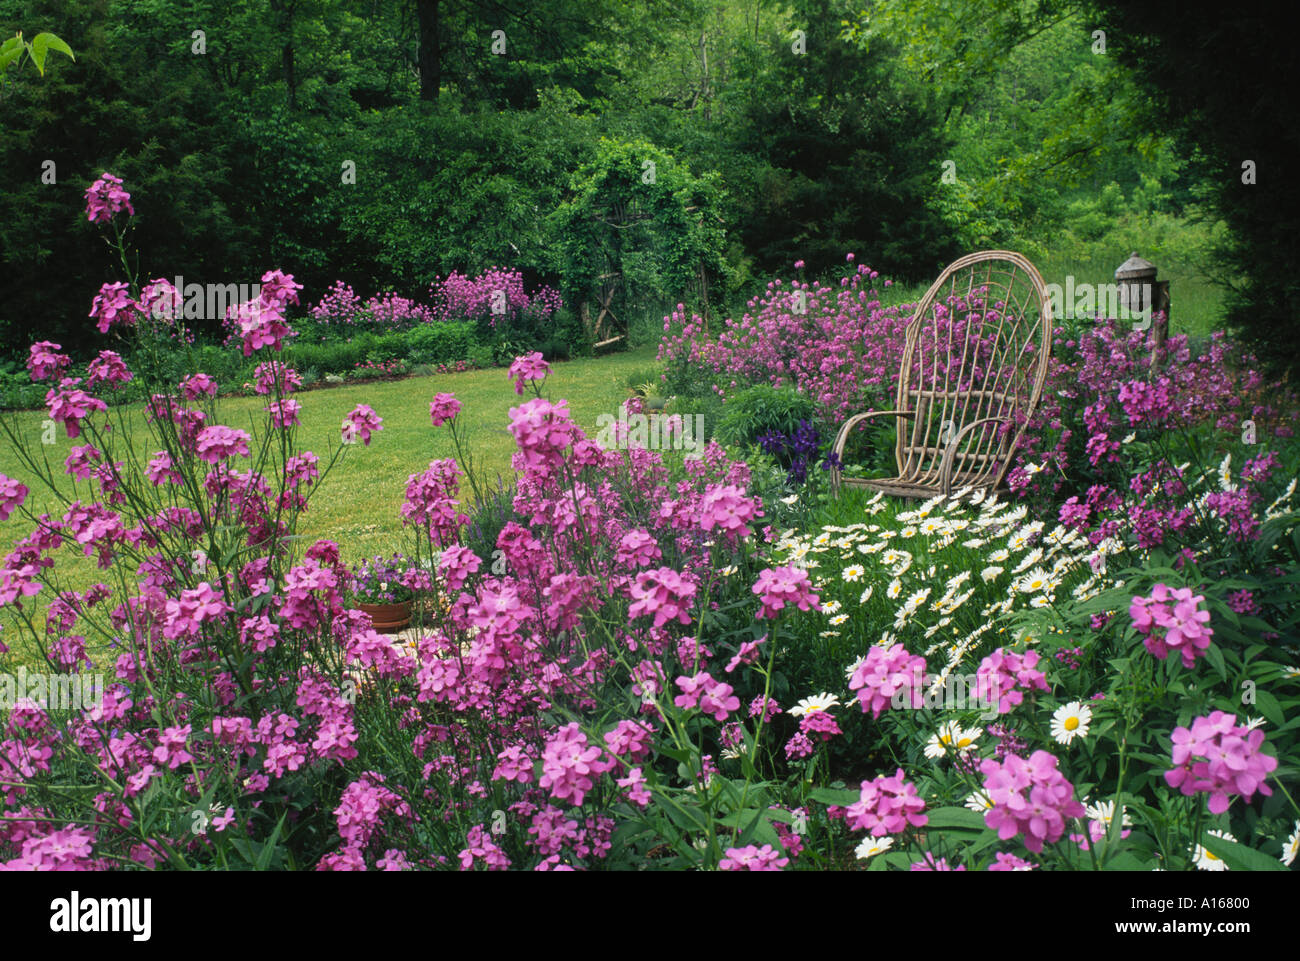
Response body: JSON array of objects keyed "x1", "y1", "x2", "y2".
[{"x1": 356, "y1": 600, "x2": 411, "y2": 634}]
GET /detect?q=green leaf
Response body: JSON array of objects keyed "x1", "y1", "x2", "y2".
[
  {"x1": 923, "y1": 806, "x2": 989, "y2": 830},
  {"x1": 1204, "y1": 642, "x2": 1227, "y2": 681},
  {"x1": 31, "y1": 33, "x2": 73, "y2": 66},
  {"x1": 1200, "y1": 832, "x2": 1287, "y2": 872},
  {"x1": 0, "y1": 36, "x2": 24, "y2": 74},
  {"x1": 1253, "y1": 688, "x2": 1286, "y2": 728},
  {"x1": 808, "y1": 786, "x2": 860, "y2": 806}
]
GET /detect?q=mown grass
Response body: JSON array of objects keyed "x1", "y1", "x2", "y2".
[
  {"x1": 0, "y1": 347, "x2": 658, "y2": 666},
  {"x1": 878, "y1": 254, "x2": 1223, "y2": 339}
]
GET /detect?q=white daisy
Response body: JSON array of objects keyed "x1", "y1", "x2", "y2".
[
  {"x1": 1083, "y1": 799, "x2": 1133, "y2": 828},
  {"x1": 858, "y1": 585, "x2": 874, "y2": 604},
  {"x1": 829, "y1": 613, "x2": 849, "y2": 626},
  {"x1": 1282, "y1": 821, "x2": 1300, "y2": 867},
  {"x1": 843, "y1": 564, "x2": 865, "y2": 582},
  {"x1": 886, "y1": 578, "x2": 903, "y2": 600},
  {"x1": 1050, "y1": 701, "x2": 1092, "y2": 745},
  {"x1": 1243, "y1": 716, "x2": 1266, "y2": 731},
  {"x1": 923, "y1": 720, "x2": 982, "y2": 759},
  {"x1": 1016, "y1": 567, "x2": 1052, "y2": 594},
  {"x1": 1192, "y1": 830, "x2": 1236, "y2": 871},
  {"x1": 780, "y1": 493, "x2": 800, "y2": 505},
  {"x1": 855, "y1": 835, "x2": 894, "y2": 860},
  {"x1": 789, "y1": 692, "x2": 841, "y2": 717},
  {"x1": 964, "y1": 790, "x2": 994, "y2": 813},
  {"x1": 980, "y1": 565, "x2": 1004, "y2": 583},
  {"x1": 822, "y1": 599, "x2": 843, "y2": 614}
]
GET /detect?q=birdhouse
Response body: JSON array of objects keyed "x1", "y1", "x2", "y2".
[{"x1": 1115, "y1": 252, "x2": 1171, "y2": 369}]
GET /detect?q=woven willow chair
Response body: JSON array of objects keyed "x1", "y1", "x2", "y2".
[{"x1": 830, "y1": 250, "x2": 1053, "y2": 499}]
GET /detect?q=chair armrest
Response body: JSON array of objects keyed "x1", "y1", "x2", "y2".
[
  {"x1": 938, "y1": 416, "x2": 1011, "y2": 496},
  {"x1": 830, "y1": 409, "x2": 914, "y2": 496}
]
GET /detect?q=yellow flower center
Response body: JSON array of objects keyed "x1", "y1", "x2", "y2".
[
  {"x1": 1064, "y1": 717, "x2": 1079, "y2": 731},
  {"x1": 1205, "y1": 850, "x2": 1220, "y2": 861},
  {"x1": 957, "y1": 737, "x2": 973, "y2": 748}
]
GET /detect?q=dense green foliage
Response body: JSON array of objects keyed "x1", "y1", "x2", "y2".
[{"x1": 2, "y1": 0, "x2": 1290, "y2": 370}]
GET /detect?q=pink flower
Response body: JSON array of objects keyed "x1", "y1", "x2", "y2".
[
  {"x1": 265, "y1": 398, "x2": 301, "y2": 428},
  {"x1": 181, "y1": 373, "x2": 218, "y2": 399},
  {"x1": 615, "y1": 528, "x2": 661, "y2": 568},
  {"x1": 974, "y1": 648, "x2": 1049, "y2": 714},
  {"x1": 725, "y1": 637, "x2": 764, "y2": 673},
  {"x1": 492, "y1": 745, "x2": 535, "y2": 784},
  {"x1": 538, "y1": 722, "x2": 614, "y2": 807},
  {"x1": 616, "y1": 767, "x2": 652, "y2": 807},
  {"x1": 1129, "y1": 584, "x2": 1214, "y2": 668},
  {"x1": 254, "y1": 361, "x2": 302, "y2": 396},
  {"x1": 628, "y1": 567, "x2": 698, "y2": 628},
  {"x1": 697, "y1": 484, "x2": 762, "y2": 540},
  {"x1": 141, "y1": 278, "x2": 182, "y2": 321},
  {"x1": 988, "y1": 851, "x2": 1037, "y2": 871},
  {"x1": 343, "y1": 404, "x2": 383, "y2": 446},
  {"x1": 508, "y1": 351, "x2": 550, "y2": 394},
  {"x1": 145, "y1": 451, "x2": 182, "y2": 486},
  {"x1": 458, "y1": 824, "x2": 510, "y2": 870},
  {"x1": 84, "y1": 172, "x2": 134, "y2": 223},
  {"x1": 0, "y1": 475, "x2": 29, "y2": 522},
  {"x1": 1165, "y1": 711, "x2": 1277, "y2": 813},
  {"x1": 719, "y1": 844, "x2": 789, "y2": 871},
  {"x1": 752, "y1": 565, "x2": 820, "y2": 618},
  {"x1": 429, "y1": 392, "x2": 461, "y2": 426},
  {"x1": 45, "y1": 385, "x2": 107, "y2": 439},
  {"x1": 979, "y1": 751, "x2": 1085, "y2": 853},
  {"x1": 86, "y1": 350, "x2": 132, "y2": 388},
  {"x1": 910, "y1": 856, "x2": 964, "y2": 871},
  {"x1": 507, "y1": 398, "x2": 576, "y2": 470},
  {"x1": 845, "y1": 768, "x2": 928, "y2": 836},
  {"x1": 195, "y1": 425, "x2": 252, "y2": 463},
  {"x1": 27, "y1": 341, "x2": 70, "y2": 382},
  {"x1": 151, "y1": 724, "x2": 194, "y2": 769},
  {"x1": 848, "y1": 643, "x2": 926, "y2": 718},
  {"x1": 89, "y1": 282, "x2": 139, "y2": 334}
]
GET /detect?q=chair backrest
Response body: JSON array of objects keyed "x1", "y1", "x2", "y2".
[{"x1": 894, "y1": 251, "x2": 1052, "y2": 489}]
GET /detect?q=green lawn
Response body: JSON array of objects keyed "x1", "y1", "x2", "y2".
[
  {"x1": 0, "y1": 346, "x2": 658, "y2": 606},
  {"x1": 879, "y1": 254, "x2": 1223, "y2": 339}
]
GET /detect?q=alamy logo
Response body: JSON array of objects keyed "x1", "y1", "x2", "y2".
[
  {"x1": 594, "y1": 411, "x2": 705, "y2": 455},
  {"x1": 0, "y1": 667, "x2": 104, "y2": 711},
  {"x1": 148, "y1": 276, "x2": 262, "y2": 322},
  {"x1": 50, "y1": 892, "x2": 151, "y2": 941},
  {"x1": 1044, "y1": 277, "x2": 1152, "y2": 328}
]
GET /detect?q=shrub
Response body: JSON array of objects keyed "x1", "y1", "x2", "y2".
[{"x1": 715, "y1": 384, "x2": 820, "y2": 452}]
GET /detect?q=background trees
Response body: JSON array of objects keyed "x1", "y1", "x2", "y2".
[{"x1": 2, "y1": 0, "x2": 1294, "y2": 370}]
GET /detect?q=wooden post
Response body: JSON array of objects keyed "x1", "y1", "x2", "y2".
[{"x1": 1115, "y1": 252, "x2": 1169, "y2": 372}]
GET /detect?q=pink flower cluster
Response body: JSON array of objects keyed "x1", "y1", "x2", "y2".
[
  {"x1": 848, "y1": 643, "x2": 925, "y2": 718},
  {"x1": 428, "y1": 267, "x2": 562, "y2": 327},
  {"x1": 1165, "y1": 711, "x2": 1277, "y2": 813},
  {"x1": 342, "y1": 404, "x2": 383, "y2": 446},
  {"x1": 628, "y1": 567, "x2": 698, "y2": 628},
  {"x1": 974, "y1": 648, "x2": 1049, "y2": 714},
  {"x1": 429, "y1": 392, "x2": 461, "y2": 426},
  {"x1": 845, "y1": 769, "x2": 928, "y2": 836},
  {"x1": 84, "y1": 172, "x2": 133, "y2": 223},
  {"x1": 979, "y1": 751, "x2": 1086, "y2": 853},
  {"x1": 1129, "y1": 584, "x2": 1213, "y2": 668},
  {"x1": 719, "y1": 844, "x2": 789, "y2": 871},
  {"x1": 673, "y1": 672, "x2": 740, "y2": 721},
  {"x1": 538, "y1": 723, "x2": 616, "y2": 807},
  {"x1": 224, "y1": 269, "x2": 302, "y2": 356},
  {"x1": 508, "y1": 352, "x2": 550, "y2": 395},
  {"x1": 751, "y1": 565, "x2": 820, "y2": 619}
]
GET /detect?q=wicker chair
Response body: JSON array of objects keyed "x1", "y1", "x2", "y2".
[{"x1": 830, "y1": 250, "x2": 1053, "y2": 499}]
